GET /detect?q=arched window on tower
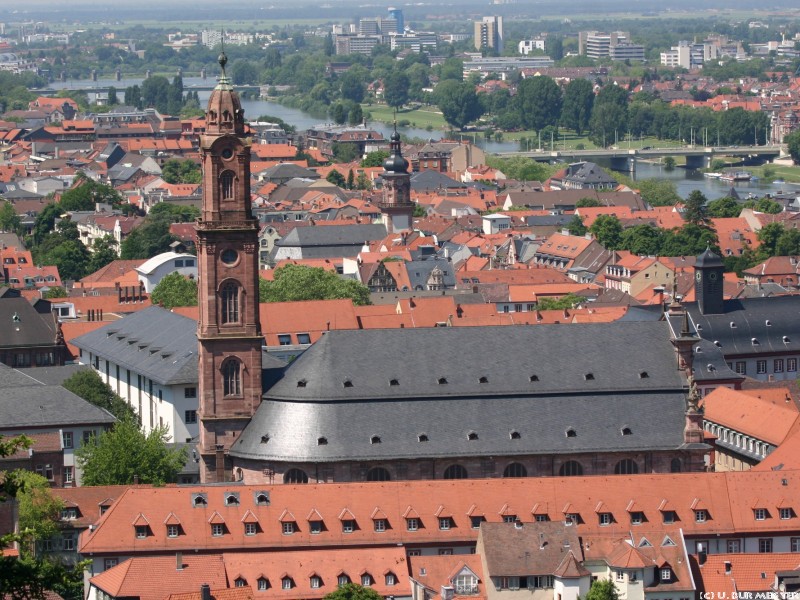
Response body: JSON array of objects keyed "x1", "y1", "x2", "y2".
[
  {"x1": 221, "y1": 281, "x2": 240, "y2": 324},
  {"x1": 222, "y1": 358, "x2": 241, "y2": 396},
  {"x1": 220, "y1": 170, "x2": 235, "y2": 200}
]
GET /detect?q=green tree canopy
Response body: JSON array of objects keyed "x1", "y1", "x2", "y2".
[
  {"x1": 160, "y1": 159, "x2": 202, "y2": 185},
  {"x1": 560, "y1": 78, "x2": 594, "y2": 135},
  {"x1": 537, "y1": 293, "x2": 584, "y2": 310},
  {"x1": 589, "y1": 84, "x2": 629, "y2": 147},
  {"x1": 148, "y1": 202, "x2": 200, "y2": 223},
  {"x1": 322, "y1": 583, "x2": 383, "y2": 600},
  {"x1": 683, "y1": 190, "x2": 711, "y2": 226},
  {"x1": 706, "y1": 196, "x2": 742, "y2": 218},
  {"x1": 15, "y1": 471, "x2": 64, "y2": 557},
  {"x1": 589, "y1": 214, "x2": 623, "y2": 250},
  {"x1": 585, "y1": 578, "x2": 620, "y2": 600},
  {"x1": 33, "y1": 224, "x2": 91, "y2": 282},
  {"x1": 62, "y1": 369, "x2": 136, "y2": 422},
  {"x1": 576, "y1": 198, "x2": 602, "y2": 208},
  {"x1": 120, "y1": 218, "x2": 177, "y2": 260},
  {"x1": 786, "y1": 129, "x2": 800, "y2": 165},
  {"x1": 259, "y1": 264, "x2": 371, "y2": 305},
  {"x1": 60, "y1": 173, "x2": 123, "y2": 212},
  {"x1": 361, "y1": 151, "x2": 389, "y2": 168},
  {"x1": 619, "y1": 223, "x2": 665, "y2": 256},
  {"x1": 433, "y1": 80, "x2": 484, "y2": 129},
  {"x1": 76, "y1": 418, "x2": 186, "y2": 486},
  {"x1": 515, "y1": 76, "x2": 562, "y2": 132},
  {"x1": 87, "y1": 235, "x2": 120, "y2": 275},
  {"x1": 0, "y1": 199, "x2": 21, "y2": 233},
  {"x1": 637, "y1": 179, "x2": 681, "y2": 207},
  {"x1": 382, "y1": 71, "x2": 410, "y2": 109},
  {"x1": 742, "y1": 197, "x2": 782, "y2": 214},
  {"x1": 566, "y1": 214, "x2": 587, "y2": 236},
  {"x1": 327, "y1": 169, "x2": 347, "y2": 187},
  {"x1": 150, "y1": 272, "x2": 198, "y2": 309}
]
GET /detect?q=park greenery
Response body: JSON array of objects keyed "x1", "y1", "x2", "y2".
[{"x1": 322, "y1": 583, "x2": 383, "y2": 600}]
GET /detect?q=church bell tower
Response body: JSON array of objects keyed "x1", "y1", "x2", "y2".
[
  {"x1": 379, "y1": 125, "x2": 413, "y2": 233},
  {"x1": 196, "y1": 52, "x2": 263, "y2": 483},
  {"x1": 694, "y1": 246, "x2": 725, "y2": 315}
]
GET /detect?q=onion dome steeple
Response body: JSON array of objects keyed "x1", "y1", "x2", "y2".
[
  {"x1": 205, "y1": 49, "x2": 245, "y2": 136},
  {"x1": 383, "y1": 122, "x2": 408, "y2": 174}
]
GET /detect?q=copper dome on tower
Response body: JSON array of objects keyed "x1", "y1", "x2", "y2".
[{"x1": 205, "y1": 51, "x2": 245, "y2": 136}]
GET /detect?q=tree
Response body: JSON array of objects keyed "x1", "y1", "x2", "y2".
[
  {"x1": 537, "y1": 293, "x2": 584, "y2": 310},
  {"x1": 567, "y1": 214, "x2": 587, "y2": 236},
  {"x1": 148, "y1": 202, "x2": 200, "y2": 223},
  {"x1": 684, "y1": 190, "x2": 710, "y2": 226},
  {"x1": 160, "y1": 159, "x2": 202, "y2": 185},
  {"x1": 32, "y1": 203, "x2": 63, "y2": 244},
  {"x1": 637, "y1": 179, "x2": 681, "y2": 207},
  {"x1": 706, "y1": 196, "x2": 742, "y2": 218},
  {"x1": 560, "y1": 78, "x2": 594, "y2": 135},
  {"x1": 742, "y1": 197, "x2": 782, "y2": 214},
  {"x1": 0, "y1": 199, "x2": 20, "y2": 232},
  {"x1": 361, "y1": 151, "x2": 389, "y2": 168},
  {"x1": 76, "y1": 418, "x2": 186, "y2": 486},
  {"x1": 1, "y1": 436, "x2": 86, "y2": 600},
  {"x1": 120, "y1": 219, "x2": 177, "y2": 260},
  {"x1": 323, "y1": 584, "x2": 382, "y2": 600},
  {"x1": 383, "y1": 71, "x2": 410, "y2": 109},
  {"x1": 327, "y1": 169, "x2": 346, "y2": 187},
  {"x1": 33, "y1": 231, "x2": 90, "y2": 282},
  {"x1": 43, "y1": 287, "x2": 68, "y2": 299},
  {"x1": 16, "y1": 471, "x2": 64, "y2": 557},
  {"x1": 576, "y1": 198, "x2": 602, "y2": 208},
  {"x1": 515, "y1": 76, "x2": 562, "y2": 132},
  {"x1": 62, "y1": 369, "x2": 136, "y2": 422},
  {"x1": 588, "y1": 84, "x2": 628, "y2": 147},
  {"x1": 339, "y1": 70, "x2": 366, "y2": 104},
  {"x1": 59, "y1": 174, "x2": 123, "y2": 212},
  {"x1": 433, "y1": 80, "x2": 483, "y2": 130},
  {"x1": 87, "y1": 235, "x2": 120, "y2": 275},
  {"x1": 106, "y1": 86, "x2": 118, "y2": 106},
  {"x1": 786, "y1": 129, "x2": 800, "y2": 164},
  {"x1": 150, "y1": 272, "x2": 198, "y2": 309},
  {"x1": 585, "y1": 578, "x2": 620, "y2": 600},
  {"x1": 589, "y1": 215, "x2": 623, "y2": 250},
  {"x1": 347, "y1": 170, "x2": 355, "y2": 190},
  {"x1": 259, "y1": 264, "x2": 371, "y2": 305},
  {"x1": 619, "y1": 223, "x2": 664, "y2": 256}
]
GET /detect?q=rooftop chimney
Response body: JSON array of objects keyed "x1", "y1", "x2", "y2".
[
  {"x1": 200, "y1": 584, "x2": 211, "y2": 600},
  {"x1": 176, "y1": 552, "x2": 183, "y2": 571}
]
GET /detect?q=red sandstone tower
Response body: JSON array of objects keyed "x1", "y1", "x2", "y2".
[
  {"x1": 196, "y1": 52, "x2": 263, "y2": 483},
  {"x1": 378, "y1": 125, "x2": 413, "y2": 233}
]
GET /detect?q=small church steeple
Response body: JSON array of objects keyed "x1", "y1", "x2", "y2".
[
  {"x1": 694, "y1": 245, "x2": 725, "y2": 315},
  {"x1": 379, "y1": 120, "x2": 413, "y2": 233}
]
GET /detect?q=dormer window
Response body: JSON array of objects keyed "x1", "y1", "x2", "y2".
[
  {"x1": 389, "y1": 379, "x2": 399, "y2": 386},
  {"x1": 566, "y1": 428, "x2": 577, "y2": 438},
  {"x1": 479, "y1": 376, "x2": 488, "y2": 384},
  {"x1": 639, "y1": 371, "x2": 649, "y2": 379},
  {"x1": 467, "y1": 432, "x2": 478, "y2": 441},
  {"x1": 225, "y1": 493, "x2": 240, "y2": 506},
  {"x1": 622, "y1": 427, "x2": 632, "y2": 436},
  {"x1": 438, "y1": 377, "x2": 448, "y2": 385},
  {"x1": 371, "y1": 435, "x2": 381, "y2": 444},
  {"x1": 529, "y1": 375, "x2": 539, "y2": 382},
  {"x1": 135, "y1": 525, "x2": 148, "y2": 539},
  {"x1": 254, "y1": 492, "x2": 270, "y2": 506},
  {"x1": 694, "y1": 509, "x2": 707, "y2": 523},
  {"x1": 343, "y1": 379, "x2": 353, "y2": 388},
  {"x1": 584, "y1": 373, "x2": 594, "y2": 380},
  {"x1": 660, "y1": 568, "x2": 672, "y2": 582},
  {"x1": 192, "y1": 494, "x2": 208, "y2": 507},
  {"x1": 418, "y1": 434, "x2": 429, "y2": 442},
  {"x1": 318, "y1": 437, "x2": 328, "y2": 445},
  {"x1": 510, "y1": 431, "x2": 521, "y2": 440}
]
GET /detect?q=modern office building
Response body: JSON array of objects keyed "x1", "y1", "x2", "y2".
[{"x1": 474, "y1": 16, "x2": 503, "y2": 53}]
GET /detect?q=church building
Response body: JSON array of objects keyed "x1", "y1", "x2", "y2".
[{"x1": 196, "y1": 59, "x2": 709, "y2": 484}]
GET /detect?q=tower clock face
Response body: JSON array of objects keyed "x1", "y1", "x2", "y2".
[
  {"x1": 695, "y1": 272, "x2": 702, "y2": 281},
  {"x1": 709, "y1": 272, "x2": 718, "y2": 281}
]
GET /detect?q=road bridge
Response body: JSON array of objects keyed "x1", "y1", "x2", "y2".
[{"x1": 495, "y1": 145, "x2": 784, "y2": 171}]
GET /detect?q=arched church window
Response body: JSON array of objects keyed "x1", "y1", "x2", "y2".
[
  {"x1": 559, "y1": 460, "x2": 583, "y2": 477},
  {"x1": 221, "y1": 281, "x2": 240, "y2": 324},
  {"x1": 220, "y1": 170, "x2": 235, "y2": 200},
  {"x1": 366, "y1": 467, "x2": 391, "y2": 482},
  {"x1": 222, "y1": 358, "x2": 241, "y2": 396},
  {"x1": 443, "y1": 464, "x2": 468, "y2": 480},
  {"x1": 614, "y1": 459, "x2": 639, "y2": 475},
  {"x1": 503, "y1": 462, "x2": 527, "y2": 478},
  {"x1": 284, "y1": 468, "x2": 309, "y2": 484}
]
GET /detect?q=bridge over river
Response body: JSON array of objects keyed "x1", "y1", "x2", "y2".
[{"x1": 495, "y1": 145, "x2": 784, "y2": 171}]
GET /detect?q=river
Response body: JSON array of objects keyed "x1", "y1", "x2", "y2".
[{"x1": 46, "y1": 77, "x2": 797, "y2": 200}]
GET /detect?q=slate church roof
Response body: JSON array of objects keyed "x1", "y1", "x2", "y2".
[{"x1": 232, "y1": 321, "x2": 690, "y2": 463}]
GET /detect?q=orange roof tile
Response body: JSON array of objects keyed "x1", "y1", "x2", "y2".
[
  {"x1": 90, "y1": 555, "x2": 227, "y2": 600},
  {"x1": 702, "y1": 387, "x2": 799, "y2": 445}
]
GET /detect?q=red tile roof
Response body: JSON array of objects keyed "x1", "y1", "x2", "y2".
[
  {"x1": 702, "y1": 387, "x2": 799, "y2": 445},
  {"x1": 90, "y1": 554, "x2": 228, "y2": 600}
]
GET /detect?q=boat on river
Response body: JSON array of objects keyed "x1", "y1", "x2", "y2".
[{"x1": 720, "y1": 171, "x2": 752, "y2": 182}]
